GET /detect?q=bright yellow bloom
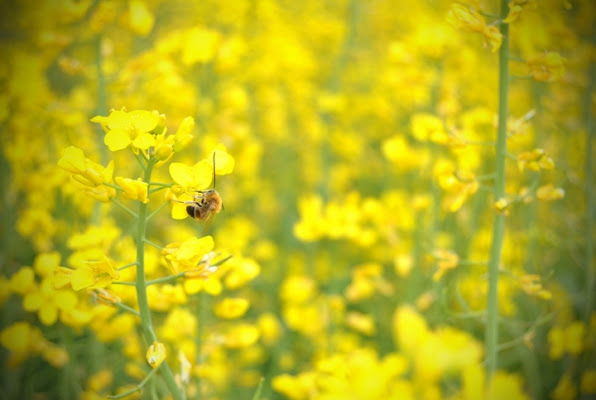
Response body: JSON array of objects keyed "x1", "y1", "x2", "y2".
[
  {"x1": 446, "y1": 4, "x2": 486, "y2": 33},
  {"x1": 257, "y1": 313, "x2": 283, "y2": 346},
  {"x1": 551, "y1": 373, "x2": 577, "y2": 400},
  {"x1": 432, "y1": 249, "x2": 459, "y2": 281},
  {"x1": 411, "y1": 113, "x2": 445, "y2": 142},
  {"x1": 280, "y1": 275, "x2": 317, "y2": 304},
  {"x1": 115, "y1": 176, "x2": 148, "y2": 203},
  {"x1": 23, "y1": 278, "x2": 78, "y2": 325},
  {"x1": 162, "y1": 236, "x2": 215, "y2": 274},
  {"x1": 70, "y1": 256, "x2": 120, "y2": 291},
  {"x1": 87, "y1": 369, "x2": 114, "y2": 393},
  {"x1": 224, "y1": 257, "x2": 261, "y2": 289},
  {"x1": 463, "y1": 364, "x2": 529, "y2": 400},
  {"x1": 519, "y1": 274, "x2": 552, "y2": 299},
  {"x1": 517, "y1": 148, "x2": 554, "y2": 171},
  {"x1": 211, "y1": 144, "x2": 235, "y2": 175},
  {"x1": 272, "y1": 372, "x2": 317, "y2": 400},
  {"x1": 0, "y1": 321, "x2": 68, "y2": 368},
  {"x1": 181, "y1": 26, "x2": 221, "y2": 65},
  {"x1": 346, "y1": 311, "x2": 376, "y2": 336},
  {"x1": 527, "y1": 52, "x2": 566, "y2": 82},
  {"x1": 446, "y1": 3, "x2": 502, "y2": 52},
  {"x1": 146, "y1": 341, "x2": 166, "y2": 368},
  {"x1": 169, "y1": 158, "x2": 213, "y2": 191},
  {"x1": 536, "y1": 184, "x2": 565, "y2": 201},
  {"x1": 224, "y1": 323, "x2": 260, "y2": 348},
  {"x1": 159, "y1": 308, "x2": 197, "y2": 341},
  {"x1": 435, "y1": 163, "x2": 479, "y2": 211},
  {"x1": 173, "y1": 116, "x2": 195, "y2": 152},
  {"x1": 91, "y1": 109, "x2": 161, "y2": 152},
  {"x1": 58, "y1": 146, "x2": 115, "y2": 188},
  {"x1": 494, "y1": 197, "x2": 511, "y2": 215},
  {"x1": 548, "y1": 321, "x2": 586, "y2": 359},
  {"x1": 503, "y1": 3, "x2": 523, "y2": 24},
  {"x1": 214, "y1": 297, "x2": 250, "y2": 319},
  {"x1": 9, "y1": 266, "x2": 36, "y2": 295},
  {"x1": 483, "y1": 25, "x2": 503, "y2": 53},
  {"x1": 128, "y1": 0, "x2": 154, "y2": 36}
]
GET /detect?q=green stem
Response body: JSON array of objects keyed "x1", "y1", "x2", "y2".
[
  {"x1": 111, "y1": 198, "x2": 138, "y2": 218},
  {"x1": 135, "y1": 158, "x2": 183, "y2": 400},
  {"x1": 485, "y1": 0, "x2": 509, "y2": 377},
  {"x1": 108, "y1": 367, "x2": 159, "y2": 399},
  {"x1": 584, "y1": 29, "x2": 596, "y2": 324}
]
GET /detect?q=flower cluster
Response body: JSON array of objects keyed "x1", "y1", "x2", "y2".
[{"x1": 0, "y1": 1, "x2": 593, "y2": 400}]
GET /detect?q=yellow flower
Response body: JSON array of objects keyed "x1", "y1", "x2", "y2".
[
  {"x1": 23, "y1": 278, "x2": 78, "y2": 325},
  {"x1": 173, "y1": 116, "x2": 195, "y2": 152},
  {"x1": 0, "y1": 322, "x2": 65, "y2": 367},
  {"x1": 280, "y1": 275, "x2": 316, "y2": 304},
  {"x1": 146, "y1": 341, "x2": 166, "y2": 368},
  {"x1": 257, "y1": 313, "x2": 283, "y2": 346},
  {"x1": 518, "y1": 274, "x2": 551, "y2": 300},
  {"x1": 70, "y1": 256, "x2": 120, "y2": 291},
  {"x1": 9, "y1": 266, "x2": 37, "y2": 295},
  {"x1": 432, "y1": 249, "x2": 459, "y2": 281},
  {"x1": 494, "y1": 197, "x2": 511, "y2": 215},
  {"x1": 159, "y1": 308, "x2": 197, "y2": 342},
  {"x1": 446, "y1": 4, "x2": 502, "y2": 52},
  {"x1": 115, "y1": 176, "x2": 149, "y2": 203},
  {"x1": 346, "y1": 311, "x2": 376, "y2": 336},
  {"x1": 446, "y1": 4, "x2": 486, "y2": 33},
  {"x1": 483, "y1": 25, "x2": 503, "y2": 53},
  {"x1": 503, "y1": 3, "x2": 523, "y2": 24},
  {"x1": 224, "y1": 257, "x2": 260, "y2": 289},
  {"x1": 211, "y1": 144, "x2": 235, "y2": 175},
  {"x1": 91, "y1": 109, "x2": 161, "y2": 152},
  {"x1": 224, "y1": 323, "x2": 260, "y2": 348},
  {"x1": 463, "y1": 365, "x2": 529, "y2": 400},
  {"x1": 551, "y1": 374, "x2": 577, "y2": 400},
  {"x1": 548, "y1": 321, "x2": 587, "y2": 359},
  {"x1": 527, "y1": 52, "x2": 566, "y2": 82},
  {"x1": 411, "y1": 113, "x2": 445, "y2": 142},
  {"x1": 517, "y1": 148, "x2": 554, "y2": 171},
  {"x1": 162, "y1": 236, "x2": 215, "y2": 274},
  {"x1": 58, "y1": 146, "x2": 115, "y2": 187},
  {"x1": 435, "y1": 163, "x2": 479, "y2": 211},
  {"x1": 181, "y1": 26, "x2": 221, "y2": 65},
  {"x1": 128, "y1": 0, "x2": 154, "y2": 36},
  {"x1": 536, "y1": 184, "x2": 565, "y2": 201},
  {"x1": 214, "y1": 297, "x2": 250, "y2": 319}
]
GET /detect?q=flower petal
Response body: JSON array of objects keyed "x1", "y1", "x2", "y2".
[{"x1": 104, "y1": 129, "x2": 132, "y2": 151}]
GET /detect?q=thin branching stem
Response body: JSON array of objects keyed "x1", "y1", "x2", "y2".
[
  {"x1": 486, "y1": 0, "x2": 510, "y2": 377},
  {"x1": 111, "y1": 198, "x2": 138, "y2": 218},
  {"x1": 107, "y1": 367, "x2": 158, "y2": 399},
  {"x1": 145, "y1": 201, "x2": 170, "y2": 222}
]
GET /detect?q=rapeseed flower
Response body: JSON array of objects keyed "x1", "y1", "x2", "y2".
[{"x1": 146, "y1": 341, "x2": 166, "y2": 368}]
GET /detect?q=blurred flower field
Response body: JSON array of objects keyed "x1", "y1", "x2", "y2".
[{"x1": 0, "y1": 0, "x2": 595, "y2": 399}]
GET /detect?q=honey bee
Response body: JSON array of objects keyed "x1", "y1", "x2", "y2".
[{"x1": 177, "y1": 153, "x2": 223, "y2": 234}]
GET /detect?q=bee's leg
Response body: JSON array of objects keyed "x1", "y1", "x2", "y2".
[{"x1": 173, "y1": 199, "x2": 201, "y2": 206}]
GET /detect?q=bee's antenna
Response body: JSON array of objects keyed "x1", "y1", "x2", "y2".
[{"x1": 212, "y1": 152, "x2": 216, "y2": 189}]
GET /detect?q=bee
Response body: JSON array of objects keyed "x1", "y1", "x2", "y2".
[{"x1": 177, "y1": 153, "x2": 223, "y2": 234}]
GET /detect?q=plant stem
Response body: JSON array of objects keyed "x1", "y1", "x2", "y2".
[
  {"x1": 485, "y1": 0, "x2": 509, "y2": 377},
  {"x1": 584, "y1": 28, "x2": 596, "y2": 324},
  {"x1": 136, "y1": 158, "x2": 183, "y2": 400}
]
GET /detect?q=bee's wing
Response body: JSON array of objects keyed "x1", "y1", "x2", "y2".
[{"x1": 201, "y1": 213, "x2": 216, "y2": 236}]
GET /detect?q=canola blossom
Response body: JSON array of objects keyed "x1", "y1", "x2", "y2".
[{"x1": 0, "y1": 1, "x2": 595, "y2": 400}]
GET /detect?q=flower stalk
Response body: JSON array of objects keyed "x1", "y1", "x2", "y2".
[
  {"x1": 485, "y1": 0, "x2": 510, "y2": 376},
  {"x1": 135, "y1": 157, "x2": 183, "y2": 400}
]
